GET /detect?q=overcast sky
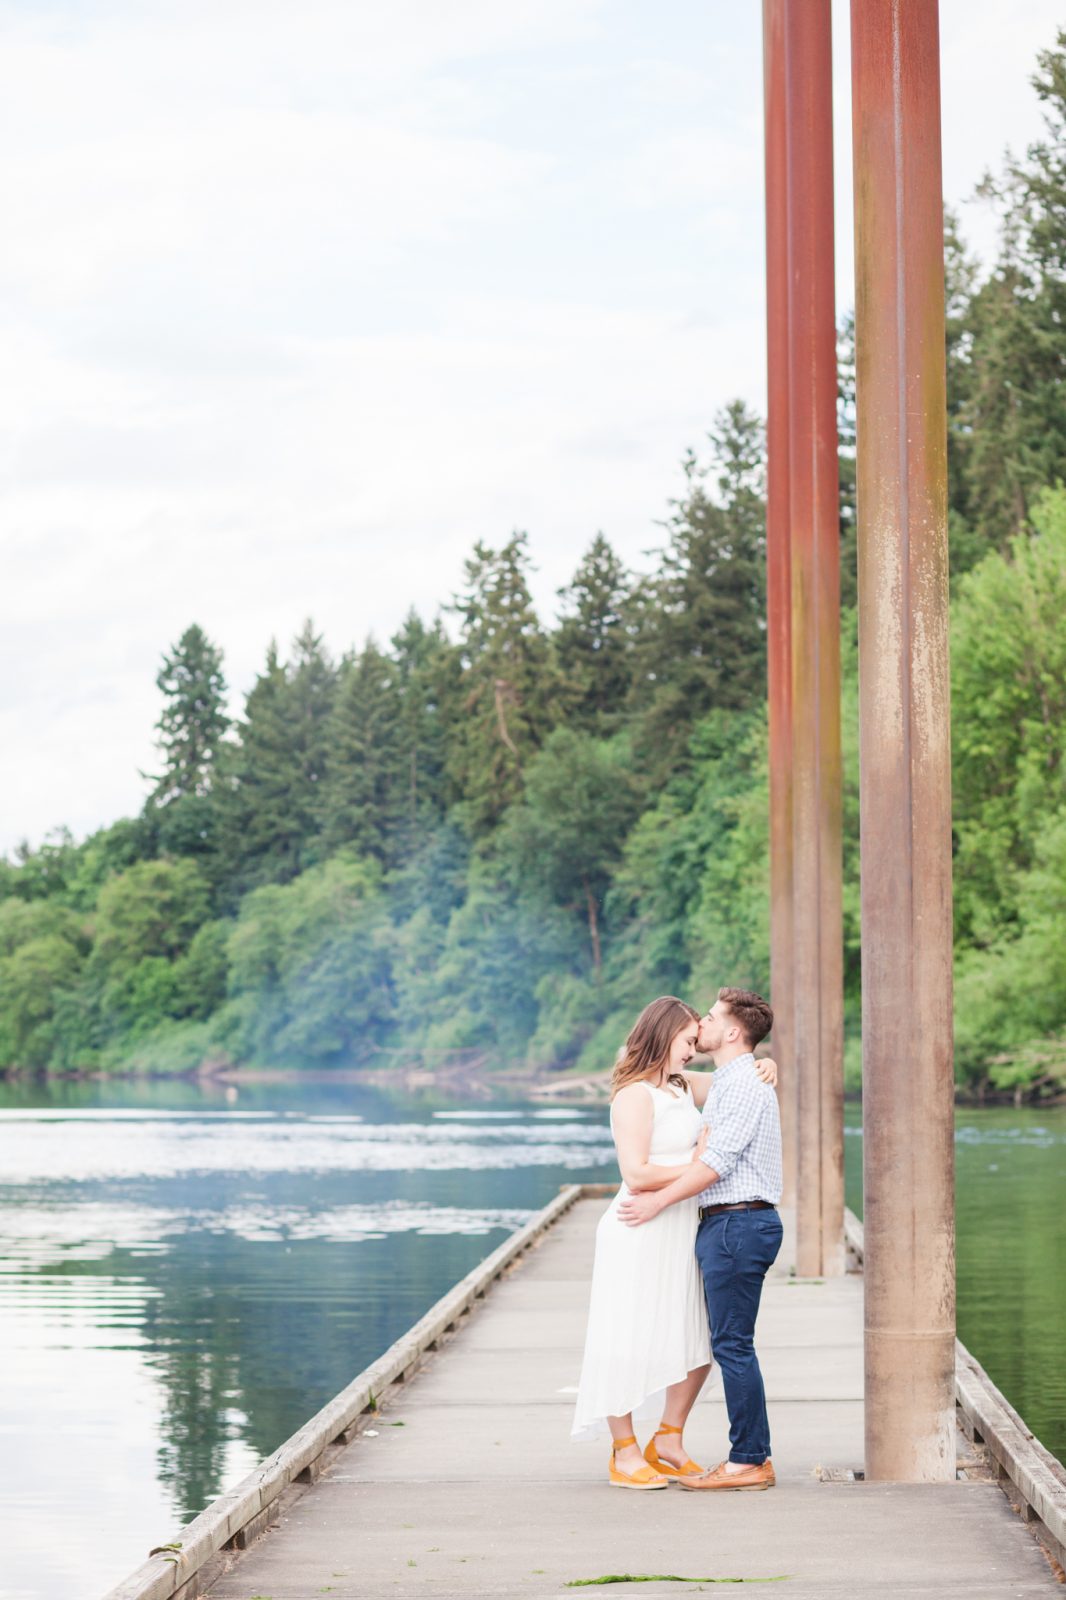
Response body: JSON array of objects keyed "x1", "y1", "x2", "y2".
[{"x1": 2, "y1": 0, "x2": 1062, "y2": 855}]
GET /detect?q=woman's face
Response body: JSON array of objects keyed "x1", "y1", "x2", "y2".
[{"x1": 668, "y1": 1018, "x2": 699, "y2": 1073}]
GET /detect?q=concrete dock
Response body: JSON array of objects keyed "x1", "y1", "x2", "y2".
[{"x1": 203, "y1": 1197, "x2": 1060, "y2": 1600}]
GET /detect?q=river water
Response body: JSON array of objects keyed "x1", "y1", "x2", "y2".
[{"x1": 0, "y1": 1078, "x2": 1062, "y2": 1600}]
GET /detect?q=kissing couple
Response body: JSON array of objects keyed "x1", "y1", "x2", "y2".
[{"x1": 571, "y1": 989, "x2": 783, "y2": 1492}]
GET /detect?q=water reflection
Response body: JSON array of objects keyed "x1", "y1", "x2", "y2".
[
  {"x1": 844, "y1": 1103, "x2": 1066, "y2": 1470},
  {"x1": 0, "y1": 1084, "x2": 615, "y2": 1599}
]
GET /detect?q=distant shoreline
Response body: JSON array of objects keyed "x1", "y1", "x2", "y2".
[
  {"x1": 1, "y1": 1059, "x2": 1062, "y2": 1106},
  {"x1": 0, "y1": 1054, "x2": 615, "y2": 1101}
]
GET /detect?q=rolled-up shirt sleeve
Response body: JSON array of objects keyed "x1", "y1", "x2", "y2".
[{"x1": 700, "y1": 1079, "x2": 765, "y2": 1179}]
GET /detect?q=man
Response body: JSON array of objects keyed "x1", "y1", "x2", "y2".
[{"x1": 618, "y1": 987, "x2": 783, "y2": 1491}]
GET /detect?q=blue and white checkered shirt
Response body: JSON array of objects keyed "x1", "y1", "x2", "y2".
[{"x1": 698, "y1": 1052, "x2": 783, "y2": 1206}]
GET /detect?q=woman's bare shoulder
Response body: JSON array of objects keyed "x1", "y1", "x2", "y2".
[
  {"x1": 613, "y1": 1080, "x2": 653, "y2": 1100},
  {"x1": 611, "y1": 1081, "x2": 654, "y2": 1111}
]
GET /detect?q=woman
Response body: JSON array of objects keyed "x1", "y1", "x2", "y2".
[{"x1": 570, "y1": 995, "x2": 777, "y2": 1488}]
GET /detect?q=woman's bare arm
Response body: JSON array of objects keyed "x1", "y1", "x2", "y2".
[{"x1": 685, "y1": 1057, "x2": 778, "y2": 1100}]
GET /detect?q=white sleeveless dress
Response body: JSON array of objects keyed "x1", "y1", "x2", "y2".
[{"x1": 571, "y1": 1080, "x2": 712, "y2": 1440}]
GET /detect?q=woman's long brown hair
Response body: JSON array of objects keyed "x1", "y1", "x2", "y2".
[{"x1": 609, "y1": 996, "x2": 700, "y2": 1100}]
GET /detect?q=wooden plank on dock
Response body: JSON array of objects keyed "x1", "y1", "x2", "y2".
[{"x1": 199, "y1": 1197, "x2": 1061, "y2": 1600}]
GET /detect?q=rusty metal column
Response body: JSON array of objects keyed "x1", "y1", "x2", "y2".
[
  {"x1": 763, "y1": 0, "x2": 795, "y2": 1208},
  {"x1": 785, "y1": 0, "x2": 845, "y2": 1278},
  {"x1": 850, "y1": 0, "x2": 956, "y2": 1480}
]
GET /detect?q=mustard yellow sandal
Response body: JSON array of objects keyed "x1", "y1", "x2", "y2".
[
  {"x1": 609, "y1": 1434, "x2": 669, "y2": 1489},
  {"x1": 643, "y1": 1422, "x2": 704, "y2": 1479}
]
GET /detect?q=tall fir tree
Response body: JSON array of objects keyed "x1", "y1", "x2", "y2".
[
  {"x1": 447, "y1": 533, "x2": 552, "y2": 832},
  {"x1": 221, "y1": 624, "x2": 336, "y2": 892},
  {"x1": 554, "y1": 534, "x2": 633, "y2": 734},
  {"x1": 391, "y1": 610, "x2": 462, "y2": 827},
  {"x1": 286, "y1": 619, "x2": 337, "y2": 835},
  {"x1": 942, "y1": 206, "x2": 984, "y2": 579},
  {"x1": 150, "y1": 625, "x2": 229, "y2": 804},
  {"x1": 630, "y1": 404, "x2": 767, "y2": 778},
  {"x1": 956, "y1": 31, "x2": 1066, "y2": 553},
  {"x1": 318, "y1": 641, "x2": 406, "y2": 862},
  {"x1": 218, "y1": 643, "x2": 298, "y2": 892}
]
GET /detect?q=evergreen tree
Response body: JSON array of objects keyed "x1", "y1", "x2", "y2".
[
  {"x1": 287, "y1": 619, "x2": 336, "y2": 821},
  {"x1": 711, "y1": 400, "x2": 767, "y2": 586},
  {"x1": 391, "y1": 610, "x2": 461, "y2": 827},
  {"x1": 446, "y1": 533, "x2": 551, "y2": 832},
  {"x1": 318, "y1": 641, "x2": 406, "y2": 862},
  {"x1": 218, "y1": 644, "x2": 294, "y2": 891},
  {"x1": 221, "y1": 625, "x2": 336, "y2": 892},
  {"x1": 956, "y1": 32, "x2": 1066, "y2": 552},
  {"x1": 554, "y1": 534, "x2": 633, "y2": 733},
  {"x1": 942, "y1": 208, "x2": 987, "y2": 578},
  {"x1": 150, "y1": 625, "x2": 229, "y2": 804},
  {"x1": 630, "y1": 404, "x2": 767, "y2": 777}
]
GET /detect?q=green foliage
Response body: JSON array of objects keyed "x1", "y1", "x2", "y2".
[
  {"x1": 173, "y1": 920, "x2": 231, "y2": 1020},
  {"x1": 225, "y1": 856, "x2": 393, "y2": 1066},
  {"x1": 951, "y1": 488, "x2": 1066, "y2": 947},
  {"x1": 604, "y1": 710, "x2": 770, "y2": 1020},
  {"x1": 400, "y1": 869, "x2": 581, "y2": 1067},
  {"x1": 80, "y1": 859, "x2": 216, "y2": 1050},
  {"x1": 500, "y1": 729, "x2": 640, "y2": 972},
  {"x1": 949, "y1": 32, "x2": 1066, "y2": 557},
  {"x1": 93, "y1": 860, "x2": 212, "y2": 969},
  {"x1": 0, "y1": 896, "x2": 87, "y2": 956},
  {"x1": 0, "y1": 929, "x2": 86, "y2": 1068}
]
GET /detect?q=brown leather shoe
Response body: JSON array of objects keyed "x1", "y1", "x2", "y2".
[{"x1": 677, "y1": 1459, "x2": 775, "y2": 1492}]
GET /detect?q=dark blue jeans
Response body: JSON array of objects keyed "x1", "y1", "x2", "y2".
[{"x1": 695, "y1": 1208, "x2": 784, "y2": 1464}]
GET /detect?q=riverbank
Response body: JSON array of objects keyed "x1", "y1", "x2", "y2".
[{"x1": 2, "y1": 1055, "x2": 1064, "y2": 1104}]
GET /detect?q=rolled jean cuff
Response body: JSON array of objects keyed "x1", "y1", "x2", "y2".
[{"x1": 729, "y1": 1451, "x2": 767, "y2": 1465}]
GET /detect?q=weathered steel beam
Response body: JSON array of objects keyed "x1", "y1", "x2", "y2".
[
  {"x1": 850, "y1": 0, "x2": 956, "y2": 1480},
  {"x1": 784, "y1": 0, "x2": 845, "y2": 1278},
  {"x1": 763, "y1": 0, "x2": 796, "y2": 1207}
]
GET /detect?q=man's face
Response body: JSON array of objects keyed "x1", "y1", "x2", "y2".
[{"x1": 698, "y1": 1000, "x2": 729, "y2": 1055}]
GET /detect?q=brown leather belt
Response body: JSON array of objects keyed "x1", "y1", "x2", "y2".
[{"x1": 698, "y1": 1201, "x2": 776, "y2": 1220}]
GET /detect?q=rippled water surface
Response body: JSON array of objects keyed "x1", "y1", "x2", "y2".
[{"x1": 0, "y1": 1080, "x2": 1062, "y2": 1599}]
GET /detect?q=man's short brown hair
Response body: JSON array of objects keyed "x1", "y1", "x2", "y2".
[{"x1": 718, "y1": 987, "x2": 774, "y2": 1048}]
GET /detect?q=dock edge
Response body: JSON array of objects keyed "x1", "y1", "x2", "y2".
[
  {"x1": 845, "y1": 1206, "x2": 1066, "y2": 1575},
  {"x1": 100, "y1": 1182, "x2": 586, "y2": 1600}
]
